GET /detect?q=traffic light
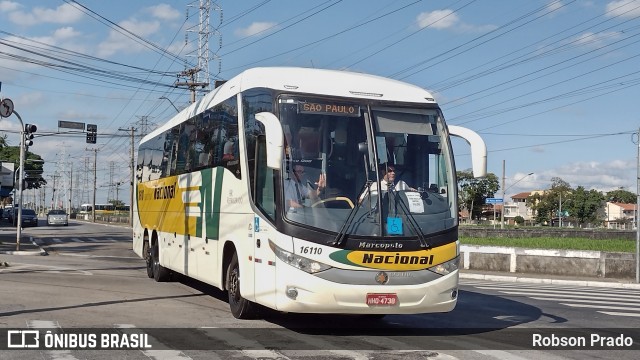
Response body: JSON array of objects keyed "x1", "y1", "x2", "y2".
[
  {"x1": 24, "y1": 124, "x2": 37, "y2": 150},
  {"x1": 86, "y1": 123, "x2": 97, "y2": 144}
]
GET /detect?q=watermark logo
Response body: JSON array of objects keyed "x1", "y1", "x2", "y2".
[{"x1": 7, "y1": 330, "x2": 39, "y2": 348}]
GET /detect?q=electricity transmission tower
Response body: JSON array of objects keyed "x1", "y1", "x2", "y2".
[{"x1": 176, "y1": 0, "x2": 222, "y2": 103}]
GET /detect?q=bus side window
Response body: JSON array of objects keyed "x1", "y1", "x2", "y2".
[{"x1": 254, "y1": 134, "x2": 275, "y2": 218}]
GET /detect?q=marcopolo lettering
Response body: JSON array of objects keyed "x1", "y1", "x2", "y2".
[
  {"x1": 358, "y1": 242, "x2": 403, "y2": 250},
  {"x1": 362, "y1": 253, "x2": 434, "y2": 265},
  {"x1": 154, "y1": 184, "x2": 176, "y2": 200}
]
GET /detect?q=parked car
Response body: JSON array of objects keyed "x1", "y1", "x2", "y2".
[
  {"x1": 2, "y1": 206, "x2": 13, "y2": 222},
  {"x1": 47, "y1": 209, "x2": 69, "y2": 226},
  {"x1": 13, "y1": 208, "x2": 38, "y2": 227}
]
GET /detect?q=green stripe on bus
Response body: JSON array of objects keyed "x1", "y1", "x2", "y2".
[
  {"x1": 210, "y1": 167, "x2": 224, "y2": 239},
  {"x1": 196, "y1": 170, "x2": 207, "y2": 238},
  {"x1": 197, "y1": 167, "x2": 223, "y2": 240}
]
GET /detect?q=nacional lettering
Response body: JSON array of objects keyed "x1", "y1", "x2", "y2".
[
  {"x1": 154, "y1": 184, "x2": 176, "y2": 200},
  {"x1": 362, "y1": 253, "x2": 434, "y2": 265}
]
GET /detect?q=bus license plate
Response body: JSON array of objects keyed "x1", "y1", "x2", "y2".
[{"x1": 366, "y1": 293, "x2": 398, "y2": 306}]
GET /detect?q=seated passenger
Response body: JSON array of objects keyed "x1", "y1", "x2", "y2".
[{"x1": 359, "y1": 164, "x2": 416, "y2": 203}]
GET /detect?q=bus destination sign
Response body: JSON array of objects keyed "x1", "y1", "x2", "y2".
[{"x1": 298, "y1": 101, "x2": 360, "y2": 117}]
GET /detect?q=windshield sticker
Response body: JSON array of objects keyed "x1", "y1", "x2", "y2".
[
  {"x1": 386, "y1": 217, "x2": 403, "y2": 235},
  {"x1": 405, "y1": 192, "x2": 424, "y2": 213},
  {"x1": 329, "y1": 242, "x2": 457, "y2": 271}
]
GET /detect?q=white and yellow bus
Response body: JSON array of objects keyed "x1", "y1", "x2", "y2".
[{"x1": 133, "y1": 67, "x2": 486, "y2": 319}]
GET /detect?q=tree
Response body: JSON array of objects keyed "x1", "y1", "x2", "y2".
[
  {"x1": 109, "y1": 199, "x2": 125, "y2": 207},
  {"x1": 606, "y1": 188, "x2": 636, "y2": 203},
  {"x1": 457, "y1": 170, "x2": 499, "y2": 221},
  {"x1": 528, "y1": 177, "x2": 572, "y2": 225},
  {"x1": 0, "y1": 144, "x2": 46, "y2": 190},
  {"x1": 564, "y1": 186, "x2": 604, "y2": 227},
  {"x1": 528, "y1": 191, "x2": 553, "y2": 224}
]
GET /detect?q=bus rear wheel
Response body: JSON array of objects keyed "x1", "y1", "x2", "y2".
[
  {"x1": 152, "y1": 240, "x2": 170, "y2": 282},
  {"x1": 144, "y1": 241, "x2": 153, "y2": 278},
  {"x1": 226, "y1": 252, "x2": 257, "y2": 319}
]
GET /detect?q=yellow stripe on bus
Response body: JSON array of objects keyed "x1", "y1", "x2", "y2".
[{"x1": 330, "y1": 241, "x2": 457, "y2": 271}]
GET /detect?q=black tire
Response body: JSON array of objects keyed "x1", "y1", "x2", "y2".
[
  {"x1": 152, "y1": 240, "x2": 170, "y2": 282},
  {"x1": 144, "y1": 241, "x2": 154, "y2": 279},
  {"x1": 226, "y1": 252, "x2": 257, "y2": 319}
]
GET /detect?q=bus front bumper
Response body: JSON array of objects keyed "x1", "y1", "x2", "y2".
[{"x1": 274, "y1": 268, "x2": 459, "y2": 315}]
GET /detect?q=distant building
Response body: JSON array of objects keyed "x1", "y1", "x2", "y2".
[
  {"x1": 503, "y1": 191, "x2": 537, "y2": 225},
  {"x1": 605, "y1": 202, "x2": 637, "y2": 230}
]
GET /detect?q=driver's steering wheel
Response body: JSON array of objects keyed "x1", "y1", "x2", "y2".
[{"x1": 311, "y1": 196, "x2": 354, "y2": 209}]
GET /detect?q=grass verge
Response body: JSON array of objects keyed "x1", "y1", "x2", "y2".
[{"x1": 460, "y1": 236, "x2": 636, "y2": 253}]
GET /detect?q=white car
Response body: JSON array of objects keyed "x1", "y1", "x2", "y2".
[{"x1": 47, "y1": 209, "x2": 68, "y2": 226}]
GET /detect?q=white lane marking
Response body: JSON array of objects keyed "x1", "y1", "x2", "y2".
[{"x1": 599, "y1": 311, "x2": 640, "y2": 317}]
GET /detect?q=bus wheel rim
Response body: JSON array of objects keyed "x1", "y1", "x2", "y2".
[{"x1": 229, "y1": 269, "x2": 239, "y2": 301}]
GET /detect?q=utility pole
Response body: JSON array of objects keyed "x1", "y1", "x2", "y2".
[
  {"x1": 51, "y1": 173, "x2": 58, "y2": 208},
  {"x1": 636, "y1": 127, "x2": 640, "y2": 283},
  {"x1": 108, "y1": 161, "x2": 115, "y2": 202},
  {"x1": 559, "y1": 192, "x2": 562, "y2": 229},
  {"x1": 68, "y1": 164, "x2": 73, "y2": 215},
  {"x1": 86, "y1": 148, "x2": 99, "y2": 222},
  {"x1": 500, "y1": 160, "x2": 505, "y2": 229},
  {"x1": 119, "y1": 127, "x2": 136, "y2": 226},
  {"x1": 84, "y1": 157, "x2": 90, "y2": 204},
  {"x1": 175, "y1": 68, "x2": 208, "y2": 103}
]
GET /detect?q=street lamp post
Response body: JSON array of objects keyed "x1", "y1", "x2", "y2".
[
  {"x1": 13, "y1": 110, "x2": 26, "y2": 250},
  {"x1": 500, "y1": 171, "x2": 534, "y2": 229},
  {"x1": 559, "y1": 194, "x2": 571, "y2": 228},
  {"x1": 159, "y1": 96, "x2": 180, "y2": 113}
]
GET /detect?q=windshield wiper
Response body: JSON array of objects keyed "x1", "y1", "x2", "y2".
[{"x1": 332, "y1": 181, "x2": 373, "y2": 247}]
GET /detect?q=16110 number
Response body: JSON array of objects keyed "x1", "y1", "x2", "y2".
[{"x1": 299, "y1": 246, "x2": 322, "y2": 255}]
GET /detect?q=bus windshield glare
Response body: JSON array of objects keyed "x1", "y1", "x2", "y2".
[{"x1": 278, "y1": 96, "x2": 456, "y2": 239}]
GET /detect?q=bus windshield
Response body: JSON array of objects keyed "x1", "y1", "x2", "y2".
[{"x1": 278, "y1": 96, "x2": 456, "y2": 239}]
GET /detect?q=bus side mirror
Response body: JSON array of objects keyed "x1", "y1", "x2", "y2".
[
  {"x1": 254, "y1": 112, "x2": 283, "y2": 170},
  {"x1": 448, "y1": 125, "x2": 487, "y2": 178}
]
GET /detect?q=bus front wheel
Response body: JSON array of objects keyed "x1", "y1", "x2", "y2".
[{"x1": 226, "y1": 252, "x2": 257, "y2": 319}]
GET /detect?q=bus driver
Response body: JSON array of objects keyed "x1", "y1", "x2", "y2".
[{"x1": 285, "y1": 164, "x2": 326, "y2": 209}]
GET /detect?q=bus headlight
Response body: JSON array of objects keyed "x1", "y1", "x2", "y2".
[
  {"x1": 269, "y1": 240, "x2": 332, "y2": 274},
  {"x1": 428, "y1": 256, "x2": 459, "y2": 276}
]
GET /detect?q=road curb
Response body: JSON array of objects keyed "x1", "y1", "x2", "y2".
[
  {"x1": 0, "y1": 237, "x2": 48, "y2": 256},
  {"x1": 460, "y1": 272, "x2": 640, "y2": 289}
]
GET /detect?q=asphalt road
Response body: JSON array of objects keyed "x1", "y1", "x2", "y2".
[{"x1": 0, "y1": 220, "x2": 637, "y2": 360}]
